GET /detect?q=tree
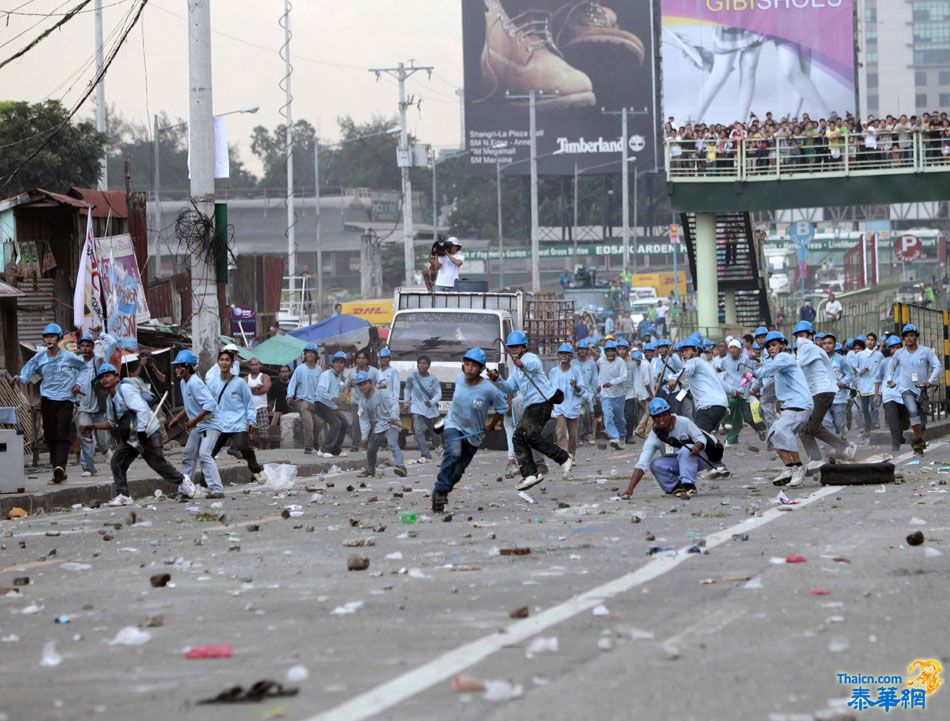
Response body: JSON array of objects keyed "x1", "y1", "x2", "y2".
[
  {"x1": 0, "y1": 100, "x2": 106, "y2": 195},
  {"x1": 250, "y1": 119, "x2": 316, "y2": 191},
  {"x1": 107, "y1": 108, "x2": 258, "y2": 195}
]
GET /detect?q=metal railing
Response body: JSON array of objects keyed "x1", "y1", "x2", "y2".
[
  {"x1": 666, "y1": 133, "x2": 949, "y2": 182},
  {"x1": 894, "y1": 303, "x2": 949, "y2": 425}
]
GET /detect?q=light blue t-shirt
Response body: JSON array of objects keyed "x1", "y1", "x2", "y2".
[
  {"x1": 180, "y1": 373, "x2": 218, "y2": 431},
  {"x1": 852, "y1": 349, "x2": 883, "y2": 395},
  {"x1": 795, "y1": 339, "x2": 837, "y2": 395},
  {"x1": 445, "y1": 373, "x2": 509, "y2": 447},
  {"x1": 548, "y1": 364, "x2": 590, "y2": 419},
  {"x1": 356, "y1": 389, "x2": 400, "y2": 437},
  {"x1": 886, "y1": 346, "x2": 940, "y2": 396},
  {"x1": 572, "y1": 357, "x2": 598, "y2": 409},
  {"x1": 755, "y1": 352, "x2": 814, "y2": 412},
  {"x1": 406, "y1": 372, "x2": 440, "y2": 418},
  {"x1": 287, "y1": 363, "x2": 323, "y2": 403},
  {"x1": 830, "y1": 353, "x2": 852, "y2": 404},
  {"x1": 19, "y1": 348, "x2": 86, "y2": 402},
  {"x1": 377, "y1": 365, "x2": 401, "y2": 402},
  {"x1": 879, "y1": 355, "x2": 903, "y2": 405},
  {"x1": 315, "y1": 368, "x2": 347, "y2": 409},
  {"x1": 678, "y1": 357, "x2": 728, "y2": 409},
  {"x1": 635, "y1": 414, "x2": 706, "y2": 472},
  {"x1": 493, "y1": 352, "x2": 556, "y2": 406},
  {"x1": 207, "y1": 375, "x2": 255, "y2": 433}
]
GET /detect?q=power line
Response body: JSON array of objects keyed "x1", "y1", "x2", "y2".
[
  {"x1": 0, "y1": 0, "x2": 151, "y2": 191},
  {"x1": 2, "y1": 0, "x2": 129, "y2": 16},
  {"x1": 0, "y1": 0, "x2": 74, "y2": 54}
]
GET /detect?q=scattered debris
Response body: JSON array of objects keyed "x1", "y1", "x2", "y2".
[
  {"x1": 143, "y1": 615, "x2": 164, "y2": 628},
  {"x1": 13, "y1": 577, "x2": 29, "y2": 586},
  {"x1": 483, "y1": 679, "x2": 524, "y2": 702},
  {"x1": 109, "y1": 627, "x2": 152, "y2": 646},
  {"x1": 809, "y1": 589, "x2": 831, "y2": 596},
  {"x1": 285, "y1": 665, "x2": 310, "y2": 683},
  {"x1": 906, "y1": 531, "x2": 925, "y2": 546},
  {"x1": 185, "y1": 643, "x2": 234, "y2": 659},
  {"x1": 499, "y1": 547, "x2": 531, "y2": 556},
  {"x1": 40, "y1": 641, "x2": 62, "y2": 667},
  {"x1": 517, "y1": 491, "x2": 535, "y2": 504},
  {"x1": 785, "y1": 554, "x2": 807, "y2": 564},
  {"x1": 592, "y1": 605, "x2": 610, "y2": 616},
  {"x1": 452, "y1": 674, "x2": 486, "y2": 693},
  {"x1": 509, "y1": 606, "x2": 529, "y2": 619},
  {"x1": 6, "y1": 507, "x2": 27, "y2": 519},
  {"x1": 149, "y1": 573, "x2": 172, "y2": 588},
  {"x1": 330, "y1": 601, "x2": 364, "y2": 615},
  {"x1": 198, "y1": 680, "x2": 298, "y2": 704},
  {"x1": 526, "y1": 636, "x2": 558, "y2": 658},
  {"x1": 346, "y1": 555, "x2": 370, "y2": 571}
]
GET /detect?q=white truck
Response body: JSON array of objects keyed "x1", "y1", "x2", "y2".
[{"x1": 387, "y1": 288, "x2": 573, "y2": 447}]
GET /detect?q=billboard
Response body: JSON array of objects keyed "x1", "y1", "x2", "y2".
[
  {"x1": 661, "y1": 0, "x2": 855, "y2": 125},
  {"x1": 95, "y1": 234, "x2": 151, "y2": 349},
  {"x1": 462, "y1": 0, "x2": 658, "y2": 176}
]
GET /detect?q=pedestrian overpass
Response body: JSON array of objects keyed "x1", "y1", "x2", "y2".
[{"x1": 665, "y1": 136, "x2": 950, "y2": 334}]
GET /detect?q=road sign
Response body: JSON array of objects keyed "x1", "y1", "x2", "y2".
[
  {"x1": 894, "y1": 234, "x2": 923, "y2": 262},
  {"x1": 669, "y1": 224, "x2": 680, "y2": 245},
  {"x1": 787, "y1": 221, "x2": 814, "y2": 248}
]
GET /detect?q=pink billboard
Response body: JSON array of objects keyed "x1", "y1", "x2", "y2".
[{"x1": 662, "y1": 0, "x2": 856, "y2": 124}]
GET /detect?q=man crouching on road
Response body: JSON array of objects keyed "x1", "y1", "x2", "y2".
[
  {"x1": 81, "y1": 364, "x2": 186, "y2": 506},
  {"x1": 621, "y1": 398, "x2": 717, "y2": 500},
  {"x1": 355, "y1": 370, "x2": 407, "y2": 478},
  {"x1": 431, "y1": 348, "x2": 508, "y2": 513}
]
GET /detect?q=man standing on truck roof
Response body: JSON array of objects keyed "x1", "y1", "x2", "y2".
[
  {"x1": 432, "y1": 238, "x2": 464, "y2": 292},
  {"x1": 488, "y1": 332, "x2": 573, "y2": 491}
]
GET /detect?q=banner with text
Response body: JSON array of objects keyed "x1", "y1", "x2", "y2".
[
  {"x1": 95, "y1": 234, "x2": 151, "y2": 349},
  {"x1": 462, "y1": 0, "x2": 658, "y2": 175},
  {"x1": 661, "y1": 0, "x2": 856, "y2": 125}
]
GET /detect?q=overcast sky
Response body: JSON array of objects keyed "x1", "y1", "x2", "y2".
[{"x1": 1, "y1": 0, "x2": 465, "y2": 175}]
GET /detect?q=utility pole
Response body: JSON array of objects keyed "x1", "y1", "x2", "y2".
[
  {"x1": 369, "y1": 61, "x2": 434, "y2": 287},
  {"x1": 496, "y1": 159, "x2": 504, "y2": 289},
  {"x1": 152, "y1": 114, "x2": 161, "y2": 277},
  {"x1": 281, "y1": 0, "x2": 297, "y2": 313},
  {"x1": 572, "y1": 161, "x2": 579, "y2": 272},
  {"x1": 94, "y1": 0, "x2": 107, "y2": 189},
  {"x1": 314, "y1": 140, "x2": 323, "y2": 319},
  {"x1": 187, "y1": 0, "x2": 219, "y2": 371},
  {"x1": 601, "y1": 107, "x2": 632, "y2": 275},
  {"x1": 431, "y1": 150, "x2": 438, "y2": 244},
  {"x1": 506, "y1": 90, "x2": 558, "y2": 292}
]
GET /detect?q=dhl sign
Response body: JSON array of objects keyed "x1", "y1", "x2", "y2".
[{"x1": 341, "y1": 300, "x2": 394, "y2": 326}]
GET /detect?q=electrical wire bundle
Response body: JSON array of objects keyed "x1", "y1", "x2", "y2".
[{"x1": 174, "y1": 201, "x2": 218, "y2": 267}]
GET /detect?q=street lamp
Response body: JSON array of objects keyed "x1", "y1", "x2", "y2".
[
  {"x1": 313, "y1": 126, "x2": 400, "y2": 317},
  {"x1": 152, "y1": 106, "x2": 260, "y2": 277}
]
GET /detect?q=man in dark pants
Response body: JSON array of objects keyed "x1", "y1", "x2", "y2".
[
  {"x1": 488, "y1": 331, "x2": 571, "y2": 491},
  {"x1": 314, "y1": 351, "x2": 351, "y2": 458},
  {"x1": 81, "y1": 364, "x2": 185, "y2": 506},
  {"x1": 12, "y1": 323, "x2": 86, "y2": 484}
]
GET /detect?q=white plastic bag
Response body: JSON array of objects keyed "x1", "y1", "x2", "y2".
[{"x1": 263, "y1": 463, "x2": 297, "y2": 492}]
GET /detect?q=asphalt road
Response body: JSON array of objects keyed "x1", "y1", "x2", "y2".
[{"x1": 1, "y1": 439, "x2": 947, "y2": 721}]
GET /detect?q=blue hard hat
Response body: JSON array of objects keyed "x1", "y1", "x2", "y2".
[
  {"x1": 603, "y1": 340, "x2": 618, "y2": 351},
  {"x1": 764, "y1": 331, "x2": 787, "y2": 346},
  {"x1": 378, "y1": 348, "x2": 391, "y2": 358},
  {"x1": 648, "y1": 398, "x2": 671, "y2": 416},
  {"x1": 835, "y1": 343, "x2": 844, "y2": 352},
  {"x1": 304, "y1": 342, "x2": 319, "y2": 353},
  {"x1": 42, "y1": 323, "x2": 63, "y2": 337},
  {"x1": 886, "y1": 335, "x2": 902, "y2": 347},
  {"x1": 506, "y1": 331, "x2": 529, "y2": 347},
  {"x1": 577, "y1": 338, "x2": 590, "y2": 349},
  {"x1": 557, "y1": 343, "x2": 574, "y2": 354},
  {"x1": 616, "y1": 338, "x2": 630, "y2": 348},
  {"x1": 752, "y1": 341, "x2": 760, "y2": 350},
  {"x1": 793, "y1": 320, "x2": 814, "y2": 335},
  {"x1": 814, "y1": 332, "x2": 826, "y2": 340},
  {"x1": 632, "y1": 350, "x2": 643, "y2": 360},
  {"x1": 680, "y1": 337, "x2": 702, "y2": 350},
  {"x1": 172, "y1": 349, "x2": 198, "y2": 366},
  {"x1": 855, "y1": 335, "x2": 866, "y2": 343},
  {"x1": 702, "y1": 339, "x2": 714, "y2": 349},
  {"x1": 644, "y1": 342, "x2": 655, "y2": 351},
  {"x1": 354, "y1": 370, "x2": 372, "y2": 384},
  {"x1": 823, "y1": 330, "x2": 837, "y2": 341},
  {"x1": 463, "y1": 347, "x2": 487, "y2": 366},
  {"x1": 656, "y1": 338, "x2": 671, "y2": 348},
  {"x1": 96, "y1": 363, "x2": 118, "y2": 377},
  {"x1": 845, "y1": 338, "x2": 855, "y2": 349},
  {"x1": 753, "y1": 326, "x2": 769, "y2": 338},
  {"x1": 331, "y1": 351, "x2": 348, "y2": 362},
  {"x1": 901, "y1": 323, "x2": 919, "y2": 336},
  {"x1": 77, "y1": 334, "x2": 94, "y2": 345}
]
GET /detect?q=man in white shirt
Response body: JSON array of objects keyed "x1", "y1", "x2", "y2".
[
  {"x1": 824, "y1": 294, "x2": 843, "y2": 322},
  {"x1": 432, "y1": 237, "x2": 464, "y2": 292}
]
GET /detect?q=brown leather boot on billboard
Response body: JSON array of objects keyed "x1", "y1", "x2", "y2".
[{"x1": 480, "y1": 0, "x2": 596, "y2": 110}]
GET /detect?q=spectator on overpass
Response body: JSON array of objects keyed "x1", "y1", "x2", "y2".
[
  {"x1": 574, "y1": 316, "x2": 589, "y2": 343},
  {"x1": 824, "y1": 293, "x2": 843, "y2": 322}
]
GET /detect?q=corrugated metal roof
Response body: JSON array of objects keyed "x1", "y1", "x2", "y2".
[
  {"x1": 68, "y1": 187, "x2": 129, "y2": 218},
  {"x1": 0, "y1": 280, "x2": 25, "y2": 298},
  {"x1": 0, "y1": 188, "x2": 92, "y2": 213}
]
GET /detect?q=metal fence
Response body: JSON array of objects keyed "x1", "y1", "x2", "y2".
[
  {"x1": 666, "y1": 134, "x2": 947, "y2": 182},
  {"x1": 894, "y1": 303, "x2": 949, "y2": 424}
]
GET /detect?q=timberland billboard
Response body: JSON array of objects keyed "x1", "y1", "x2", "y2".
[{"x1": 462, "y1": 0, "x2": 659, "y2": 176}]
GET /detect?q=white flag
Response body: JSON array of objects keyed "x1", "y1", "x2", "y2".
[{"x1": 73, "y1": 212, "x2": 105, "y2": 332}]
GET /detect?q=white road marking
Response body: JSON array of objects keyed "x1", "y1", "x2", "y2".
[{"x1": 304, "y1": 483, "x2": 843, "y2": 721}]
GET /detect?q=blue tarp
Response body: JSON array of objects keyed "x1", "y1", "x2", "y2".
[{"x1": 288, "y1": 314, "x2": 371, "y2": 348}]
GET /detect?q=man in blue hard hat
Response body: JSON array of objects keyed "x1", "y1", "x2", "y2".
[
  {"x1": 73, "y1": 333, "x2": 116, "y2": 478},
  {"x1": 80, "y1": 364, "x2": 186, "y2": 506},
  {"x1": 376, "y1": 348, "x2": 401, "y2": 403},
  {"x1": 207, "y1": 349, "x2": 265, "y2": 481},
  {"x1": 621, "y1": 397, "x2": 720, "y2": 500},
  {"x1": 288, "y1": 343, "x2": 325, "y2": 454},
  {"x1": 572, "y1": 339, "x2": 599, "y2": 446},
  {"x1": 489, "y1": 331, "x2": 573, "y2": 490},
  {"x1": 354, "y1": 370, "x2": 407, "y2": 478},
  {"x1": 11, "y1": 323, "x2": 87, "y2": 484},
  {"x1": 432, "y1": 347, "x2": 508, "y2": 513},
  {"x1": 168, "y1": 349, "x2": 224, "y2": 498},
  {"x1": 598, "y1": 340, "x2": 628, "y2": 450},
  {"x1": 885, "y1": 323, "x2": 940, "y2": 454},
  {"x1": 314, "y1": 351, "x2": 351, "y2": 458},
  {"x1": 879, "y1": 335, "x2": 910, "y2": 451},
  {"x1": 754, "y1": 331, "x2": 813, "y2": 488},
  {"x1": 404, "y1": 355, "x2": 442, "y2": 463},
  {"x1": 548, "y1": 343, "x2": 590, "y2": 463}
]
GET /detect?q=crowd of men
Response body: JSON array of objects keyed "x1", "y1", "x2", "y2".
[{"x1": 13, "y1": 316, "x2": 941, "y2": 511}]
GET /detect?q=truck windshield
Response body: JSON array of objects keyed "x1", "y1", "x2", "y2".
[{"x1": 389, "y1": 311, "x2": 501, "y2": 362}]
